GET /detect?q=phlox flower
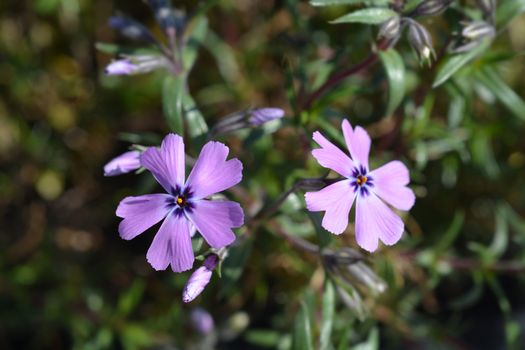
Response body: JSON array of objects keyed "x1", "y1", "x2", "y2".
[
  {"x1": 305, "y1": 120, "x2": 415, "y2": 252},
  {"x1": 182, "y1": 254, "x2": 218, "y2": 303},
  {"x1": 116, "y1": 134, "x2": 244, "y2": 272}
]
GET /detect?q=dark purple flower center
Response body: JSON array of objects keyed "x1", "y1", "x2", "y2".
[
  {"x1": 351, "y1": 165, "x2": 374, "y2": 197},
  {"x1": 166, "y1": 186, "x2": 194, "y2": 215}
]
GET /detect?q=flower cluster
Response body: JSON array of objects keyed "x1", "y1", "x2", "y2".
[{"x1": 106, "y1": 120, "x2": 416, "y2": 300}]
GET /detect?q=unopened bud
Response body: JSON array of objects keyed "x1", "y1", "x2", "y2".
[
  {"x1": 182, "y1": 255, "x2": 218, "y2": 303},
  {"x1": 104, "y1": 151, "x2": 141, "y2": 176},
  {"x1": 190, "y1": 308, "x2": 215, "y2": 335},
  {"x1": 475, "y1": 0, "x2": 496, "y2": 17},
  {"x1": 407, "y1": 20, "x2": 435, "y2": 65},
  {"x1": 461, "y1": 21, "x2": 495, "y2": 41},
  {"x1": 248, "y1": 108, "x2": 285, "y2": 126},
  {"x1": 104, "y1": 56, "x2": 169, "y2": 76},
  {"x1": 108, "y1": 16, "x2": 157, "y2": 43},
  {"x1": 147, "y1": 0, "x2": 185, "y2": 37},
  {"x1": 413, "y1": 0, "x2": 452, "y2": 17},
  {"x1": 378, "y1": 15, "x2": 401, "y2": 40}
]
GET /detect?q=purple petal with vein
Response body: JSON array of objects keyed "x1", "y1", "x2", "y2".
[
  {"x1": 341, "y1": 119, "x2": 371, "y2": 169},
  {"x1": 187, "y1": 200, "x2": 243, "y2": 248},
  {"x1": 370, "y1": 161, "x2": 415, "y2": 211},
  {"x1": 312, "y1": 131, "x2": 353, "y2": 177},
  {"x1": 116, "y1": 194, "x2": 171, "y2": 240},
  {"x1": 186, "y1": 141, "x2": 242, "y2": 199},
  {"x1": 249, "y1": 108, "x2": 285, "y2": 126},
  {"x1": 146, "y1": 212, "x2": 194, "y2": 272},
  {"x1": 356, "y1": 194, "x2": 404, "y2": 252},
  {"x1": 305, "y1": 180, "x2": 356, "y2": 235},
  {"x1": 104, "y1": 151, "x2": 141, "y2": 176}
]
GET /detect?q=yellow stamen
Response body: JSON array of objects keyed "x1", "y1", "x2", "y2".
[
  {"x1": 176, "y1": 197, "x2": 184, "y2": 205},
  {"x1": 356, "y1": 175, "x2": 367, "y2": 186}
]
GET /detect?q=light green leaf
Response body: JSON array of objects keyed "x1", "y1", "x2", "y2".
[
  {"x1": 95, "y1": 42, "x2": 159, "y2": 56},
  {"x1": 162, "y1": 75, "x2": 184, "y2": 134},
  {"x1": 475, "y1": 67, "x2": 525, "y2": 121},
  {"x1": 432, "y1": 40, "x2": 490, "y2": 88},
  {"x1": 379, "y1": 49, "x2": 406, "y2": 116},
  {"x1": 182, "y1": 93, "x2": 208, "y2": 140},
  {"x1": 183, "y1": 16, "x2": 208, "y2": 72},
  {"x1": 330, "y1": 8, "x2": 397, "y2": 25},
  {"x1": 320, "y1": 280, "x2": 335, "y2": 350},
  {"x1": 496, "y1": 0, "x2": 525, "y2": 28},
  {"x1": 292, "y1": 302, "x2": 314, "y2": 350},
  {"x1": 310, "y1": 0, "x2": 388, "y2": 6}
]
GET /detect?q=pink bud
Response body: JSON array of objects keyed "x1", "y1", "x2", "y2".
[
  {"x1": 182, "y1": 255, "x2": 218, "y2": 303},
  {"x1": 103, "y1": 151, "x2": 141, "y2": 176}
]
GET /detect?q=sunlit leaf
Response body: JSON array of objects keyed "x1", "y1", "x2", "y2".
[
  {"x1": 379, "y1": 49, "x2": 406, "y2": 116},
  {"x1": 310, "y1": 0, "x2": 388, "y2": 6},
  {"x1": 320, "y1": 280, "x2": 335, "y2": 350},
  {"x1": 162, "y1": 75, "x2": 184, "y2": 134},
  {"x1": 330, "y1": 8, "x2": 397, "y2": 25},
  {"x1": 292, "y1": 301, "x2": 314, "y2": 350}
]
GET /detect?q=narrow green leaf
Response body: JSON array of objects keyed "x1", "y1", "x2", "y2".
[
  {"x1": 310, "y1": 0, "x2": 388, "y2": 6},
  {"x1": 182, "y1": 93, "x2": 209, "y2": 140},
  {"x1": 496, "y1": 0, "x2": 525, "y2": 28},
  {"x1": 475, "y1": 67, "x2": 525, "y2": 121},
  {"x1": 330, "y1": 8, "x2": 397, "y2": 25},
  {"x1": 292, "y1": 302, "x2": 314, "y2": 350},
  {"x1": 117, "y1": 279, "x2": 145, "y2": 317},
  {"x1": 379, "y1": 49, "x2": 406, "y2": 116},
  {"x1": 95, "y1": 42, "x2": 158, "y2": 56},
  {"x1": 432, "y1": 40, "x2": 490, "y2": 88},
  {"x1": 183, "y1": 16, "x2": 208, "y2": 72},
  {"x1": 162, "y1": 75, "x2": 184, "y2": 134},
  {"x1": 319, "y1": 280, "x2": 335, "y2": 350}
]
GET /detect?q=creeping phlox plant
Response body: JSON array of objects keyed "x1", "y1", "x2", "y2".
[{"x1": 97, "y1": 0, "x2": 525, "y2": 348}]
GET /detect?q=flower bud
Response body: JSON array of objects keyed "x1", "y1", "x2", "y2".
[
  {"x1": 108, "y1": 16, "x2": 157, "y2": 43},
  {"x1": 190, "y1": 308, "x2": 215, "y2": 335},
  {"x1": 104, "y1": 56, "x2": 169, "y2": 76},
  {"x1": 104, "y1": 151, "x2": 141, "y2": 176},
  {"x1": 378, "y1": 15, "x2": 401, "y2": 40},
  {"x1": 182, "y1": 255, "x2": 218, "y2": 303},
  {"x1": 461, "y1": 21, "x2": 495, "y2": 41},
  {"x1": 407, "y1": 20, "x2": 435, "y2": 65},
  {"x1": 413, "y1": 0, "x2": 452, "y2": 17},
  {"x1": 147, "y1": 0, "x2": 184, "y2": 38},
  {"x1": 475, "y1": 0, "x2": 495, "y2": 17},
  {"x1": 105, "y1": 59, "x2": 138, "y2": 75},
  {"x1": 248, "y1": 108, "x2": 285, "y2": 126}
]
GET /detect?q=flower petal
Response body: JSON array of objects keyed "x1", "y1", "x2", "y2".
[
  {"x1": 355, "y1": 194, "x2": 404, "y2": 252},
  {"x1": 342, "y1": 119, "x2": 371, "y2": 169},
  {"x1": 187, "y1": 200, "x2": 243, "y2": 248},
  {"x1": 312, "y1": 131, "x2": 354, "y2": 177},
  {"x1": 116, "y1": 194, "x2": 172, "y2": 240},
  {"x1": 305, "y1": 180, "x2": 355, "y2": 235},
  {"x1": 141, "y1": 134, "x2": 185, "y2": 192},
  {"x1": 370, "y1": 160, "x2": 415, "y2": 211},
  {"x1": 185, "y1": 141, "x2": 242, "y2": 199},
  {"x1": 146, "y1": 212, "x2": 194, "y2": 272}
]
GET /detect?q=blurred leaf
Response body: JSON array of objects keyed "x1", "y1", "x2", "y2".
[
  {"x1": 117, "y1": 279, "x2": 145, "y2": 317},
  {"x1": 203, "y1": 30, "x2": 241, "y2": 84},
  {"x1": 162, "y1": 75, "x2": 184, "y2": 134},
  {"x1": 245, "y1": 329, "x2": 281, "y2": 348},
  {"x1": 379, "y1": 49, "x2": 406, "y2": 116},
  {"x1": 475, "y1": 67, "x2": 525, "y2": 121},
  {"x1": 120, "y1": 323, "x2": 153, "y2": 350},
  {"x1": 183, "y1": 15, "x2": 208, "y2": 72},
  {"x1": 353, "y1": 327, "x2": 379, "y2": 350},
  {"x1": 292, "y1": 301, "x2": 314, "y2": 350},
  {"x1": 95, "y1": 42, "x2": 159, "y2": 56},
  {"x1": 310, "y1": 0, "x2": 389, "y2": 5},
  {"x1": 490, "y1": 204, "x2": 509, "y2": 258},
  {"x1": 449, "y1": 272, "x2": 484, "y2": 310},
  {"x1": 336, "y1": 323, "x2": 352, "y2": 350},
  {"x1": 320, "y1": 280, "x2": 335, "y2": 350},
  {"x1": 435, "y1": 211, "x2": 464, "y2": 253},
  {"x1": 330, "y1": 8, "x2": 397, "y2": 25},
  {"x1": 496, "y1": 0, "x2": 525, "y2": 27},
  {"x1": 432, "y1": 40, "x2": 490, "y2": 88},
  {"x1": 219, "y1": 238, "x2": 254, "y2": 298},
  {"x1": 182, "y1": 93, "x2": 208, "y2": 141}
]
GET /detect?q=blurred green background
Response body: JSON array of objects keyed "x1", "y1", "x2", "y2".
[{"x1": 1, "y1": 0, "x2": 525, "y2": 349}]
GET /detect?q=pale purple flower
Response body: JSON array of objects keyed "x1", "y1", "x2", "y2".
[
  {"x1": 305, "y1": 119, "x2": 415, "y2": 252},
  {"x1": 190, "y1": 308, "x2": 215, "y2": 334},
  {"x1": 182, "y1": 255, "x2": 218, "y2": 303},
  {"x1": 116, "y1": 134, "x2": 243, "y2": 272},
  {"x1": 104, "y1": 151, "x2": 141, "y2": 176},
  {"x1": 248, "y1": 108, "x2": 285, "y2": 126},
  {"x1": 105, "y1": 59, "x2": 138, "y2": 75}
]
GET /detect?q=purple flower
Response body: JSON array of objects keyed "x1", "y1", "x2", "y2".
[
  {"x1": 116, "y1": 134, "x2": 244, "y2": 272},
  {"x1": 182, "y1": 255, "x2": 218, "y2": 303},
  {"x1": 104, "y1": 151, "x2": 142, "y2": 176},
  {"x1": 105, "y1": 59, "x2": 138, "y2": 75},
  {"x1": 248, "y1": 108, "x2": 285, "y2": 126},
  {"x1": 305, "y1": 120, "x2": 415, "y2": 252},
  {"x1": 190, "y1": 308, "x2": 215, "y2": 334}
]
